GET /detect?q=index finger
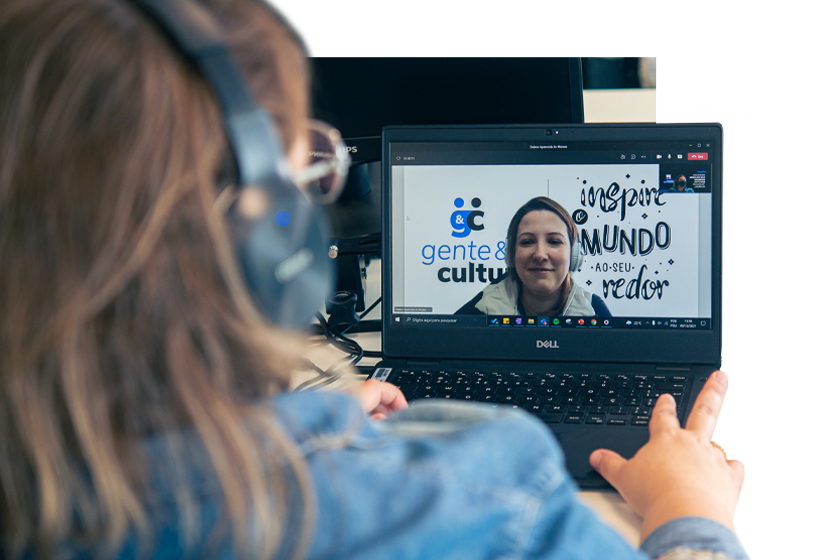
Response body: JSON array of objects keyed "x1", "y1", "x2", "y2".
[
  {"x1": 684, "y1": 370, "x2": 728, "y2": 440},
  {"x1": 648, "y1": 392, "x2": 680, "y2": 438},
  {"x1": 356, "y1": 379, "x2": 408, "y2": 414},
  {"x1": 375, "y1": 381, "x2": 409, "y2": 412}
]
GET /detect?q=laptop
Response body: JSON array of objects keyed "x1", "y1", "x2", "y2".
[{"x1": 369, "y1": 124, "x2": 722, "y2": 489}]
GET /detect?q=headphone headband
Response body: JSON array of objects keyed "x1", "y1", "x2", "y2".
[
  {"x1": 128, "y1": 0, "x2": 334, "y2": 327},
  {"x1": 129, "y1": 0, "x2": 290, "y2": 185}
]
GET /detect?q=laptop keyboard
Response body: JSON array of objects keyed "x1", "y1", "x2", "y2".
[{"x1": 393, "y1": 369, "x2": 688, "y2": 427}]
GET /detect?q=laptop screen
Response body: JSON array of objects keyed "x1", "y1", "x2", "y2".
[{"x1": 382, "y1": 124, "x2": 722, "y2": 365}]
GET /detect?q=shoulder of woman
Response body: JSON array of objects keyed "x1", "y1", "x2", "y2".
[{"x1": 455, "y1": 290, "x2": 485, "y2": 314}]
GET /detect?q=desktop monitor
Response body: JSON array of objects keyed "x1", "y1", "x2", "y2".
[{"x1": 311, "y1": 58, "x2": 585, "y2": 164}]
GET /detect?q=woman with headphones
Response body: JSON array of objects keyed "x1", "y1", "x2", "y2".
[
  {"x1": 457, "y1": 197, "x2": 611, "y2": 317},
  {"x1": 0, "y1": 0, "x2": 746, "y2": 558}
]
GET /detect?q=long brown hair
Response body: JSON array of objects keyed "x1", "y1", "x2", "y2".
[
  {"x1": 0, "y1": 0, "x2": 315, "y2": 557},
  {"x1": 505, "y1": 196, "x2": 578, "y2": 313}
]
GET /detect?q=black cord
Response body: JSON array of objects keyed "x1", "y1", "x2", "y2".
[
  {"x1": 296, "y1": 311, "x2": 366, "y2": 392},
  {"x1": 357, "y1": 296, "x2": 381, "y2": 321},
  {"x1": 299, "y1": 296, "x2": 384, "y2": 391}
]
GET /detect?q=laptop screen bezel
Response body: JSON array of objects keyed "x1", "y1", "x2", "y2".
[{"x1": 381, "y1": 123, "x2": 723, "y2": 366}]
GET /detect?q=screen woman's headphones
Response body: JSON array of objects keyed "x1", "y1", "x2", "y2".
[
  {"x1": 128, "y1": 0, "x2": 348, "y2": 327},
  {"x1": 569, "y1": 237, "x2": 584, "y2": 272}
]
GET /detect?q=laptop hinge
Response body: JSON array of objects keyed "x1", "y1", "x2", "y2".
[{"x1": 655, "y1": 364, "x2": 692, "y2": 371}]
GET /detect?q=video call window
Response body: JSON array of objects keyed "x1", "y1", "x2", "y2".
[{"x1": 389, "y1": 141, "x2": 714, "y2": 331}]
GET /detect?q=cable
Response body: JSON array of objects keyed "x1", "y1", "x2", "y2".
[
  {"x1": 298, "y1": 295, "x2": 384, "y2": 392},
  {"x1": 296, "y1": 311, "x2": 365, "y2": 392},
  {"x1": 357, "y1": 296, "x2": 381, "y2": 321}
]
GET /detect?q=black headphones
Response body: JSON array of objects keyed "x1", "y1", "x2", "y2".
[{"x1": 128, "y1": 0, "x2": 334, "y2": 328}]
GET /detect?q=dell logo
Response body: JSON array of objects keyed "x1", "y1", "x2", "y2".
[{"x1": 536, "y1": 340, "x2": 560, "y2": 349}]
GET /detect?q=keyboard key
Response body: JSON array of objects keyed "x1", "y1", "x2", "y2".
[
  {"x1": 586, "y1": 415, "x2": 605, "y2": 424},
  {"x1": 607, "y1": 419, "x2": 627, "y2": 425},
  {"x1": 656, "y1": 382, "x2": 686, "y2": 391}
]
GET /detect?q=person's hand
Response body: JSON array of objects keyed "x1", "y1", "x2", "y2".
[
  {"x1": 352, "y1": 379, "x2": 409, "y2": 420},
  {"x1": 589, "y1": 370, "x2": 745, "y2": 541}
]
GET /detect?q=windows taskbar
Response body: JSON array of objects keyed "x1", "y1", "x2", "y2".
[{"x1": 391, "y1": 314, "x2": 712, "y2": 330}]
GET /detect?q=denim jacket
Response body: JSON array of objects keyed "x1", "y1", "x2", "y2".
[{"x1": 109, "y1": 391, "x2": 749, "y2": 560}]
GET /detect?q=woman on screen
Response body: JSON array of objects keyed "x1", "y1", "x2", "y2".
[{"x1": 457, "y1": 196, "x2": 610, "y2": 316}]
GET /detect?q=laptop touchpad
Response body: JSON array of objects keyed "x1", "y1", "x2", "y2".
[{"x1": 555, "y1": 428, "x2": 649, "y2": 489}]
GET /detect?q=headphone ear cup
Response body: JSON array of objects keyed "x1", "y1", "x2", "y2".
[
  {"x1": 127, "y1": 0, "x2": 335, "y2": 329},
  {"x1": 228, "y1": 181, "x2": 334, "y2": 328},
  {"x1": 569, "y1": 238, "x2": 583, "y2": 272}
]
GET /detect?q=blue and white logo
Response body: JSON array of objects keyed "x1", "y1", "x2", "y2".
[{"x1": 450, "y1": 197, "x2": 484, "y2": 238}]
